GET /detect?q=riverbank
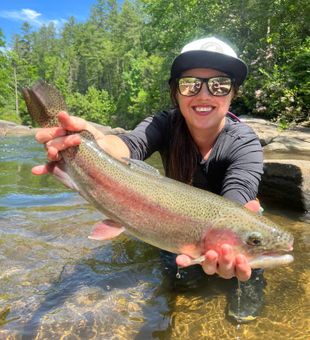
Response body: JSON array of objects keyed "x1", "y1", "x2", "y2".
[
  {"x1": 241, "y1": 117, "x2": 310, "y2": 159},
  {"x1": 1, "y1": 117, "x2": 309, "y2": 156},
  {"x1": 240, "y1": 118, "x2": 309, "y2": 215},
  {"x1": 0, "y1": 119, "x2": 126, "y2": 137}
]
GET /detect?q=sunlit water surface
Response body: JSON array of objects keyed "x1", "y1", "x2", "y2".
[{"x1": 0, "y1": 136, "x2": 309, "y2": 339}]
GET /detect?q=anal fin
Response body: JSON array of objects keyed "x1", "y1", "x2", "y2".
[{"x1": 88, "y1": 219, "x2": 125, "y2": 241}]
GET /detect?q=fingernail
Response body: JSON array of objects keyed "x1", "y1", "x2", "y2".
[{"x1": 222, "y1": 245, "x2": 231, "y2": 256}]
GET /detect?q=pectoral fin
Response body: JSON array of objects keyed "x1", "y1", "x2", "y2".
[{"x1": 88, "y1": 219, "x2": 125, "y2": 241}]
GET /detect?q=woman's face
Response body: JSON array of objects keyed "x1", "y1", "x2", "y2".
[{"x1": 176, "y1": 68, "x2": 234, "y2": 133}]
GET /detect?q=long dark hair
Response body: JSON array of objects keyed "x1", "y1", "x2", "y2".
[
  {"x1": 166, "y1": 79, "x2": 239, "y2": 185},
  {"x1": 165, "y1": 80, "x2": 200, "y2": 184}
]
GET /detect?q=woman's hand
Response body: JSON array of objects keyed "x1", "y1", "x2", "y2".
[
  {"x1": 176, "y1": 200, "x2": 262, "y2": 282},
  {"x1": 176, "y1": 245, "x2": 251, "y2": 282},
  {"x1": 32, "y1": 111, "x2": 105, "y2": 175}
]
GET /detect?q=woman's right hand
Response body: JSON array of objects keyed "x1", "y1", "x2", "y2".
[{"x1": 32, "y1": 111, "x2": 105, "y2": 175}]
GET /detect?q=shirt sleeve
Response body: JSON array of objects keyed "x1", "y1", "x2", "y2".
[
  {"x1": 220, "y1": 126, "x2": 264, "y2": 205},
  {"x1": 117, "y1": 111, "x2": 170, "y2": 160}
]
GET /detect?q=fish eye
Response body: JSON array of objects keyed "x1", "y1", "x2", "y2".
[{"x1": 246, "y1": 233, "x2": 263, "y2": 246}]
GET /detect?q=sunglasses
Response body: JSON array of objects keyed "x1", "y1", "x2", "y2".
[{"x1": 177, "y1": 76, "x2": 234, "y2": 97}]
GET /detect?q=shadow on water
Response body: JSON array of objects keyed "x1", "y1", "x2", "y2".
[
  {"x1": 19, "y1": 241, "x2": 161, "y2": 338},
  {"x1": 19, "y1": 243, "x2": 239, "y2": 339}
]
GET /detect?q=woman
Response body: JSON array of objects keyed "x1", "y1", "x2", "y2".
[{"x1": 33, "y1": 37, "x2": 265, "y2": 322}]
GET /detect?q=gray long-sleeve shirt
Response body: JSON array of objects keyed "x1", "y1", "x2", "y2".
[{"x1": 118, "y1": 109, "x2": 263, "y2": 205}]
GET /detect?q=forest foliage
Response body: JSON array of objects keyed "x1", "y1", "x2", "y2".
[{"x1": 0, "y1": 0, "x2": 309, "y2": 128}]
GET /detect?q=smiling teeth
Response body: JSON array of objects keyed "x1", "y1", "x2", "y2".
[{"x1": 195, "y1": 106, "x2": 213, "y2": 112}]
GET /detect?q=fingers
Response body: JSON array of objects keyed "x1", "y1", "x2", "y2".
[
  {"x1": 235, "y1": 254, "x2": 252, "y2": 281},
  {"x1": 35, "y1": 126, "x2": 66, "y2": 144},
  {"x1": 244, "y1": 199, "x2": 261, "y2": 213},
  {"x1": 201, "y1": 250, "x2": 218, "y2": 275},
  {"x1": 45, "y1": 134, "x2": 81, "y2": 161},
  {"x1": 176, "y1": 254, "x2": 194, "y2": 267},
  {"x1": 32, "y1": 111, "x2": 88, "y2": 176},
  {"x1": 34, "y1": 112, "x2": 82, "y2": 163},
  {"x1": 215, "y1": 244, "x2": 235, "y2": 279},
  {"x1": 35, "y1": 111, "x2": 87, "y2": 145},
  {"x1": 176, "y1": 245, "x2": 252, "y2": 282},
  {"x1": 176, "y1": 251, "x2": 219, "y2": 276},
  {"x1": 201, "y1": 244, "x2": 252, "y2": 281},
  {"x1": 57, "y1": 111, "x2": 87, "y2": 131},
  {"x1": 32, "y1": 164, "x2": 50, "y2": 175},
  {"x1": 176, "y1": 251, "x2": 218, "y2": 271}
]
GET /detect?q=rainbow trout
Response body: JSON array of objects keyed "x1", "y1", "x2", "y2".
[{"x1": 22, "y1": 81, "x2": 294, "y2": 269}]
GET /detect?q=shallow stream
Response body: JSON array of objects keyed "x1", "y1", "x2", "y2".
[{"x1": 0, "y1": 136, "x2": 309, "y2": 339}]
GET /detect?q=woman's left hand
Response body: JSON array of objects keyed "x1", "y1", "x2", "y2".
[
  {"x1": 175, "y1": 199, "x2": 261, "y2": 282},
  {"x1": 176, "y1": 245, "x2": 251, "y2": 281}
]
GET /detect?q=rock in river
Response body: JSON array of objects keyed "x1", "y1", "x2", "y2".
[{"x1": 260, "y1": 159, "x2": 310, "y2": 213}]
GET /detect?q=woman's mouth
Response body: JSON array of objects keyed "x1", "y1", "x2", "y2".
[{"x1": 192, "y1": 105, "x2": 215, "y2": 115}]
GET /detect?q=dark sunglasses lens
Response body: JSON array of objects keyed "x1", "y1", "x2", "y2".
[
  {"x1": 208, "y1": 77, "x2": 232, "y2": 96},
  {"x1": 178, "y1": 77, "x2": 202, "y2": 96}
]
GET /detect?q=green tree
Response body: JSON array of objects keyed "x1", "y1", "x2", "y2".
[
  {"x1": 2, "y1": 0, "x2": 308, "y2": 127},
  {"x1": 117, "y1": 51, "x2": 168, "y2": 128},
  {"x1": 0, "y1": 30, "x2": 18, "y2": 122},
  {"x1": 66, "y1": 86, "x2": 116, "y2": 125}
]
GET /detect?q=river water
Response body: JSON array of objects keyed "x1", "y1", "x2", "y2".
[{"x1": 0, "y1": 136, "x2": 309, "y2": 339}]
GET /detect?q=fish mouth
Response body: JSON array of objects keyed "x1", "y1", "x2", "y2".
[
  {"x1": 189, "y1": 240, "x2": 295, "y2": 269},
  {"x1": 249, "y1": 253, "x2": 294, "y2": 269},
  {"x1": 248, "y1": 238, "x2": 294, "y2": 269}
]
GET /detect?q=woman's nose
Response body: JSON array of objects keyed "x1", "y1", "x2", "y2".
[{"x1": 197, "y1": 82, "x2": 212, "y2": 98}]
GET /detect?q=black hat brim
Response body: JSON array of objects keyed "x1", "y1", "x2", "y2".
[{"x1": 170, "y1": 50, "x2": 248, "y2": 86}]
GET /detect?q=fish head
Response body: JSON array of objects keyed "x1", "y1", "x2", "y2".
[
  {"x1": 232, "y1": 214, "x2": 294, "y2": 268},
  {"x1": 22, "y1": 80, "x2": 67, "y2": 128},
  {"x1": 203, "y1": 213, "x2": 294, "y2": 269},
  {"x1": 236, "y1": 216, "x2": 294, "y2": 255}
]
